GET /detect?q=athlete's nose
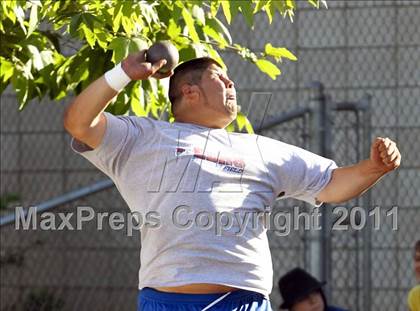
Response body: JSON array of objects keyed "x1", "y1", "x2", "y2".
[
  {"x1": 221, "y1": 75, "x2": 235, "y2": 89},
  {"x1": 226, "y1": 78, "x2": 234, "y2": 89}
]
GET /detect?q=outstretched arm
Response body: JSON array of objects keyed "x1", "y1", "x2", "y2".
[{"x1": 316, "y1": 137, "x2": 401, "y2": 204}]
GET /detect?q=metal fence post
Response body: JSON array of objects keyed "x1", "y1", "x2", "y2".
[
  {"x1": 307, "y1": 81, "x2": 327, "y2": 286},
  {"x1": 321, "y1": 93, "x2": 334, "y2": 302},
  {"x1": 361, "y1": 94, "x2": 373, "y2": 311},
  {"x1": 308, "y1": 81, "x2": 334, "y2": 300}
]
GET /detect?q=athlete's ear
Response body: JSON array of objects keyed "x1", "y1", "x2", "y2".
[{"x1": 181, "y1": 84, "x2": 199, "y2": 102}]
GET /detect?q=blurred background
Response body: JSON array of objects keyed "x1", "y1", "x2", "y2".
[{"x1": 1, "y1": 0, "x2": 419, "y2": 310}]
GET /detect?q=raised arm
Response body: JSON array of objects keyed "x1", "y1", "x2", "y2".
[
  {"x1": 63, "y1": 50, "x2": 170, "y2": 149},
  {"x1": 316, "y1": 137, "x2": 401, "y2": 204}
]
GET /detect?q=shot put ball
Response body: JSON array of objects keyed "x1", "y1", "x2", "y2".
[{"x1": 146, "y1": 41, "x2": 179, "y2": 74}]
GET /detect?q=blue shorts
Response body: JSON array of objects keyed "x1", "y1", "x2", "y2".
[{"x1": 138, "y1": 287, "x2": 272, "y2": 311}]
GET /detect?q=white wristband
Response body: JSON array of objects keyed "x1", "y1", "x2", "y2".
[{"x1": 104, "y1": 63, "x2": 132, "y2": 92}]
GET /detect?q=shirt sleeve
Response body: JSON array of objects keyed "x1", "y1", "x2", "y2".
[
  {"x1": 70, "y1": 112, "x2": 149, "y2": 178},
  {"x1": 257, "y1": 136, "x2": 337, "y2": 207},
  {"x1": 281, "y1": 145, "x2": 337, "y2": 206}
]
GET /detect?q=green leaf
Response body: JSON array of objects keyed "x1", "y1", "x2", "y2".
[
  {"x1": 108, "y1": 37, "x2": 130, "y2": 63},
  {"x1": 264, "y1": 43, "x2": 297, "y2": 62},
  {"x1": 236, "y1": 112, "x2": 254, "y2": 133},
  {"x1": 81, "y1": 13, "x2": 96, "y2": 30},
  {"x1": 14, "y1": 5, "x2": 26, "y2": 34},
  {"x1": 69, "y1": 14, "x2": 82, "y2": 37},
  {"x1": 11, "y1": 74, "x2": 30, "y2": 109},
  {"x1": 287, "y1": 10, "x2": 295, "y2": 22},
  {"x1": 255, "y1": 59, "x2": 281, "y2": 80},
  {"x1": 149, "y1": 74, "x2": 158, "y2": 95},
  {"x1": 111, "y1": 91, "x2": 130, "y2": 115},
  {"x1": 221, "y1": 1, "x2": 231, "y2": 24},
  {"x1": 81, "y1": 25, "x2": 95, "y2": 48},
  {"x1": 193, "y1": 43, "x2": 205, "y2": 57},
  {"x1": 2, "y1": 1, "x2": 16, "y2": 24},
  {"x1": 129, "y1": 37, "x2": 148, "y2": 54},
  {"x1": 192, "y1": 5, "x2": 205, "y2": 25},
  {"x1": 206, "y1": 17, "x2": 232, "y2": 45},
  {"x1": 140, "y1": 2, "x2": 160, "y2": 25},
  {"x1": 121, "y1": 16, "x2": 134, "y2": 35},
  {"x1": 206, "y1": 47, "x2": 226, "y2": 71},
  {"x1": 210, "y1": 1, "x2": 220, "y2": 17},
  {"x1": 27, "y1": 3, "x2": 39, "y2": 38},
  {"x1": 39, "y1": 50, "x2": 54, "y2": 67},
  {"x1": 238, "y1": 1, "x2": 254, "y2": 28},
  {"x1": 225, "y1": 122, "x2": 235, "y2": 132},
  {"x1": 182, "y1": 8, "x2": 200, "y2": 43},
  {"x1": 112, "y1": 3, "x2": 123, "y2": 32},
  {"x1": 307, "y1": 0, "x2": 319, "y2": 8},
  {"x1": 254, "y1": 0, "x2": 269, "y2": 13},
  {"x1": 265, "y1": 2, "x2": 276, "y2": 24},
  {"x1": 167, "y1": 19, "x2": 181, "y2": 40},
  {"x1": 203, "y1": 25, "x2": 227, "y2": 48},
  {"x1": 272, "y1": 0, "x2": 287, "y2": 14},
  {"x1": 95, "y1": 31, "x2": 110, "y2": 50},
  {"x1": 0, "y1": 58, "x2": 14, "y2": 82},
  {"x1": 27, "y1": 45, "x2": 44, "y2": 70},
  {"x1": 228, "y1": 1, "x2": 241, "y2": 22},
  {"x1": 55, "y1": 89, "x2": 67, "y2": 101},
  {"x1": 286, "y1": 0, "x2": 296, "y2": 9},
  {"x1": 72, "y1": 59, "x2": 89, "y2": 83},
  {"x1": 130, "y1": 81, "x2": 147, "y2": 116},
  {"x1": 174, "y1": 36, "x2": 190, "y2": 46},
  {"x1": 20, "y1": 59, "x2": 34, "y2": 80},
  {"x1": 171, "y1": 2, "x2": 183, "y2": 23}
]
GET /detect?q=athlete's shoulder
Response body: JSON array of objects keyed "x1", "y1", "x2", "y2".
[
  {"x1": 118, "y1": 114, "x2": 172, "y2": 131},
  {"x1": 253, "y1": 133, "x2": 296, "y2": 150}
]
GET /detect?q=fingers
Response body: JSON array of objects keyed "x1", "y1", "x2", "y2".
[
  {"x1": 152, "y1": 69, "x2": 174, "y2": 80},
  {"x1": 123, "y1": 53, "x2": 173, "y2": 80},
  {"x1": 377, "y1": 137, "x2": 391, "y2": 152},
  {"x1": 135, "y1": 59, "x2": 169, "y2": 80},
  {"x1": 151, "y1": 59, "x2": 167, "y2": 74},
  {"x1": 387, "y1": 151, "x2": 399, "y2": 164},
  {"x1": 374, "y1": 137, "x2": 401, "y2": 169}
]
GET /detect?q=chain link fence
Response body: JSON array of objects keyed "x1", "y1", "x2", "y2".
[{"x1": 1, "y1": 1, "x2": 419, "y2": 310}]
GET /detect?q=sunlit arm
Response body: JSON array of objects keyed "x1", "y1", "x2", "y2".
[{"x1": 316, "y1": 137, "x2": 401, "y2": 204}]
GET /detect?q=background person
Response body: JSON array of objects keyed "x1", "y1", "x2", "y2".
[
  {"x1": 278, "y1": 268, "x2": 347, "y2": 311},
  {"x1": 408, "y1": 240, "x2": 420, "y2": 311},
  {"x1": 414, "y1": 240, "x2": 420, "y2": 282},
  {"x1": 408, "y1": 286, "x2": 420, "y2": 311}
]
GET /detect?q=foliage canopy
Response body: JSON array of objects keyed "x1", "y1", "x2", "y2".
[{"x1": 0, "y1": 0, "x2": 326, "y2": 130}]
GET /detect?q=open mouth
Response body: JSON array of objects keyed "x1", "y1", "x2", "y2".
[{"x1": 226, "y1": 95, "x2": 236, "y2": 100}]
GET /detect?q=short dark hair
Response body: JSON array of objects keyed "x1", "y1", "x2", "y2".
[
  {"x1": 168, "y1": 57, "x2": 222, "y2": 115},
  {"x1": 415, "y1": 240, "x2": 420, "y2": 253}
]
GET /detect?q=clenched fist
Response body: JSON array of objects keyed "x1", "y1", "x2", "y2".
[
  {"x1": 121, "y1": 50, "x2": 173, "y2": 80},
  {"x1": 370, "y1": 137, "x2": 401, "y2": 173}
]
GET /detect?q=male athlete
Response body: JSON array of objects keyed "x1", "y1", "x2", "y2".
[{"x1": 64, "y1": 50, "x2": 401, "y2": 310}]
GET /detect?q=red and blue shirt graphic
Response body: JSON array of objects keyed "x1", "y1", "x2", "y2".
[{"x1": 176, "y1": 146, "x2": 245, "y2": 174}]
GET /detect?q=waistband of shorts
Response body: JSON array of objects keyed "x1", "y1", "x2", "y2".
[{"x1": 139, "y1": 287, "x2": 265, "y2": 304}]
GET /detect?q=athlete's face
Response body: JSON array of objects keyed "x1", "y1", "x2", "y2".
[
  {"x1": 291, "y1": 291, "x2": 325, "y2": 311},
  {"x1": 197, "y1": 64, "x2": 237, "y2": 124}
]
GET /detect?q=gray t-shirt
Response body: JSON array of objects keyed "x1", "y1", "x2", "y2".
[{"x1": 71, "y1": 112, "x2": 337, "y2": 296}]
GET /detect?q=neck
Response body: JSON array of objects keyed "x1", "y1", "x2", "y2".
[{"x1": 174, "y1": 112, "x2": 231, "y2": 129}]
